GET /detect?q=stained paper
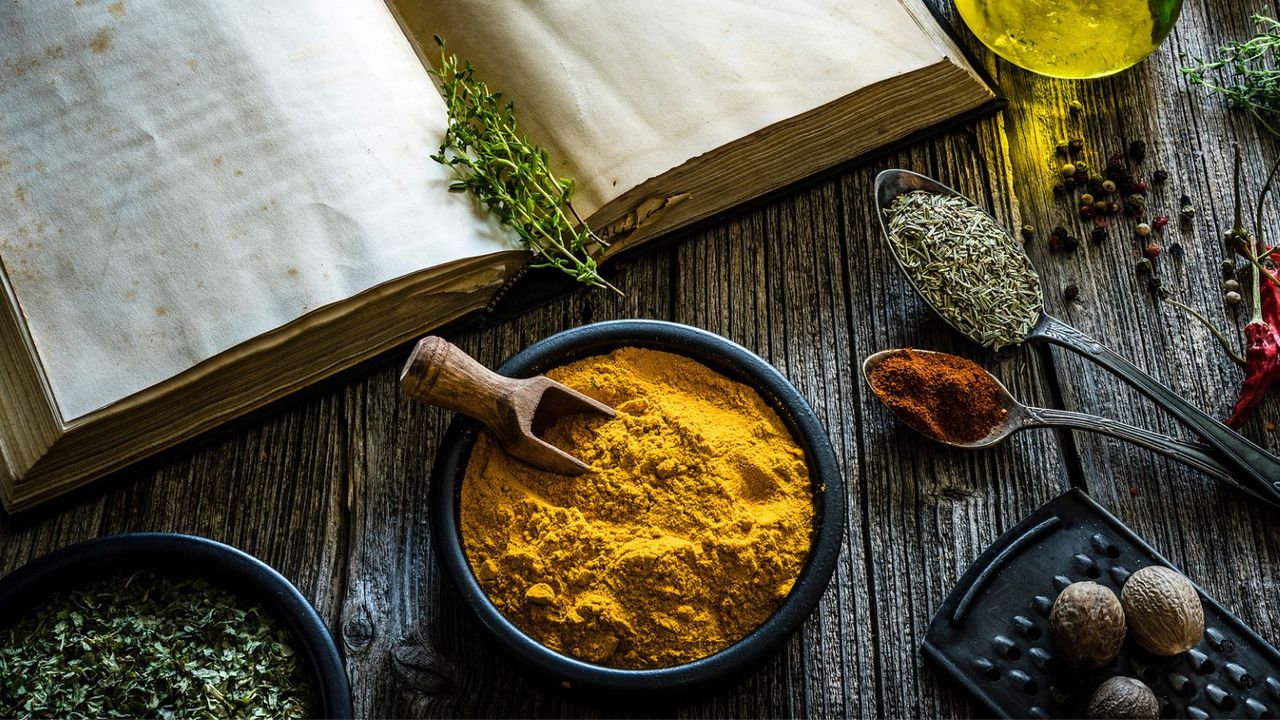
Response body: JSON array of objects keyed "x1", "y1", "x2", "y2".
[{"x1": 0, "y1": 0, "x2": 515, "y2": 420}]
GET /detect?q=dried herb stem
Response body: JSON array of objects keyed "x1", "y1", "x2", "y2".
[
  {"x1": 430, "y1": 36, "x2": 620, "y2": 295},
  {"x1": 1185, "y1": 14, "x2": 1280, "y2": 138},
  {"x1": 1160, "y1": 293, "x2": 1247, "y2": 366}
]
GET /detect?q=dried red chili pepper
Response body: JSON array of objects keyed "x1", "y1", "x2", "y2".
[{"x1": 1226, "y1": 238, "x2": 1280, "y2": 428}]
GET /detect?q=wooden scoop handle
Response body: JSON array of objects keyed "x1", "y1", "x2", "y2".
[{"x1": 399, "y1": 336, "x2": 516, "y2": 431}]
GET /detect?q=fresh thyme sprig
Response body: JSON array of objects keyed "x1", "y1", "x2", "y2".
[
  {"x1": 429, "y1": 36, "x2": 620, "y2": 295},
  {"x1": 1184, "y1": 14, "x2": 1280, "y2": 138}
]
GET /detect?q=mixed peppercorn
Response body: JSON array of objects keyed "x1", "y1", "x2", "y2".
[{"x1": 1031, "y1": 115, "x2": 1279, "y2": 428}]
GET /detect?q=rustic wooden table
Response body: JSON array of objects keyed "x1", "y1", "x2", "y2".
[{"x1": 3, "y1": 2, "x2": 1279, "y2": 717}]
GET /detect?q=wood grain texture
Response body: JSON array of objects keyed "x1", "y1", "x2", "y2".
[{"x1": 3, "y1": 2, "x2": 1280, "y2": 718}]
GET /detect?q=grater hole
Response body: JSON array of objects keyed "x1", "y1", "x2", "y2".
[
  {"x1": 1142, "y1": 666, "x2": 1161, "y2": 684},
  {"x1": 1006, "y1": 646, "x2": 1021, "y2": 661},
  {"x1": 1085, "y1": 566, "x2": 1101, "y2": 579},
  {"x1": 1105, "y1": 545, "x2": 1121, "y2": 558},
  {"x1": 1023, "y1": 679, "x2": 1039, "y2": 695},
  {"x1": 1159, "y1": 703, "x2": 1177, "y2": 719},
  {"x1": 1025, "y1": 626, "x2": 1042, "y2": 641},
  {"x1": 984, "y1": 666, "x2": 1000, "y2": 682}
]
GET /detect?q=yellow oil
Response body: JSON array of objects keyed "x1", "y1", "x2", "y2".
[{"x1": 955, "y1": 0, "x2": 1182, "y2": 79}]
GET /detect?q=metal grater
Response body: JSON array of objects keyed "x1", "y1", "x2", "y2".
[{"x1": 923, "y1": 489, "x2": 1280, "y2": 719}]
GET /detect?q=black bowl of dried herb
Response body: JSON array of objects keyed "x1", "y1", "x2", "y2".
[{"x1": 0, "y1": 533, "x2": 352, "y2": 719}]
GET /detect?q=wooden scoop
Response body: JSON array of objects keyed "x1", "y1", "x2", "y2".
[{"x1": 399, "y1": 336, "x2": 615, "y2": 475}]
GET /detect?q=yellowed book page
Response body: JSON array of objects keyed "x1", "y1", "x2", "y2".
[
  {"x1": 391, "y1": 0, "x2": 948, "y2": 217},
  {"x1": 0, "y1": 0, "x2": 515, "y2": 421}
]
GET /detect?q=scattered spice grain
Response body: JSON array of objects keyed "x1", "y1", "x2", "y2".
[{"x1": 885, "y1": 191, "x2": 1043, "y2": 351}]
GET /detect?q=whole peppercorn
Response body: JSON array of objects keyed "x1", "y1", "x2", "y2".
[
  {"x1": 1147, "y1": 275, "x2": 1163, "y2": 294},
  {"x1": 1079, "y1": 204, "x2": 1094, "y2": 219},
  {"x1": 1101, "y1": 179, "x2": 1117, "y2": 194},
  {"x1": 1180, "y1": 204, "x2": 1196, "y2": 221},
  {"x1": 1080, "y1": 193, "x2": 1095, "y2": 205},
  {"x1": 1062, "y1": 234, "x2": 1080, "y2": 252},
  {"x1": 1153, "y1": 169, "x2": 1169, "y2": 184},
  {"x1": 1168, "y1": 242, "x2": 1185, "y2": 259},
  {"x1": 1069, "y1": 100, "x2": 1084, "y2": 115},
  {"x1": 1068, "y1": 138, "x2": 1085, "y2": 154},
  {"x1": 1136, "y1": 222, "x2": 1152, "y2": 237},
  {"x1": 1134, "y1": 180, "x2": 1149, "y2": 193},
  {"x1": 1129, "y1": 139, "x2": 1147, "y2": 162},
  {"x1": 1091, "y1": 226, "x2": 1109, "y2": 244},
  {"x1": 1094, "y1": 200, "x2": 1108, "y2": 213},
  {"x1": 1144, "y1": 242, "x2": 1162, "y2": 258},
  {"x1": 1076, "y1": 160, "x2": 1090, "y2": 173},
  {"x1": 1226, "y1": 290, "x2": 1243, "y2": 305},
  {"x1": 1108, "y1": 200, "x2": 1121, "y2": 215},
  {"x1": 1153, "y1": 214, "x2": 1169, "y2": 230},
  {"x1": 1064, "y1": 284, "x2": 1080, "y2": 303},
  {"x1": 1136, "y1": 257, "x2": 1153, "y2": 274},
  {"x1": 1225, "y1": 279, "x2": 1242, "y2": 293},
  {"x1": 1060, "y1": 163, "x2": 1077, "y2": 178},
  {"x1": 1021, "y1": 224, "x2": 1035, "y2": 242}
]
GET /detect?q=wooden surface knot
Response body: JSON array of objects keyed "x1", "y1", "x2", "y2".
[{"x1": 340, "y1": 598, "x2": 376, "y2": 654}]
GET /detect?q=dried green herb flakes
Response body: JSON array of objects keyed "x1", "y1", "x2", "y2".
[
  {"x1": 886, "y1": 190, "x2": 1043, "y2": 351},
  {"x1": 0, "y1": 573, "x2": 311, "y2": 719}
]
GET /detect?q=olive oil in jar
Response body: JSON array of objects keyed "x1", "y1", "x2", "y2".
[{"x1": 955, "y1": 0, "x2": 1183, "y2": 79}]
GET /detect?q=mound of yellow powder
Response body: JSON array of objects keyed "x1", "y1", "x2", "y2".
[{"x1": 460, "y1": 346, "x2": 814, "y2": 669}]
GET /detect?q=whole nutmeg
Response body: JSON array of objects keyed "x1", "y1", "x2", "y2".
[
  {"x1": 1050, "y1": 581, "x2": 1126, "y2": 668},
  {"x1": 1088, "y1": 676, "x2": 1160, "y2": 719},
  {"x1": 1121, "y1": 565, "x2": 1204, "y2": 655}
]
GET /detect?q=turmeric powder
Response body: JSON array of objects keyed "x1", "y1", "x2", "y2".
[{"x1": 460, "y1": 347, "x2": 814, "y2": 669}]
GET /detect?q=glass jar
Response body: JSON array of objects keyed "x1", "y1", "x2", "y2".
[{"x1": 955, "y1": 0, "x2": 1183, "y2": 79}]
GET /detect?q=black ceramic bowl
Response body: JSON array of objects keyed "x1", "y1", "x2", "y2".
[
  {"x1": 429, "y1": 319, "x2": 845, "y2": 697},
  {"x1": 0, "y1": 533, "x2": 352, "y2": 719}
]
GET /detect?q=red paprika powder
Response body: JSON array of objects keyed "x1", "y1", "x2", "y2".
[{"x1": 867, "y1": 349, "x2": 1007, "y2": 443}]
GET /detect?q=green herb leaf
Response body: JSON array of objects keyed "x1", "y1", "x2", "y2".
[
  {"x1": 1184, "y1": 14, "x2": 1280, "y2": 137},
  {"x1": 431, "y1": 38, "x2": 621, "y2": 295}
]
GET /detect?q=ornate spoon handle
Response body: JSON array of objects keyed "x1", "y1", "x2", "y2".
[
  {"x1": 1019, "y1": 406, "x2": 1265, "y2": 500},
  {"x1": 1027, "y1": 313, "x2": 1280, "y2": 506}
]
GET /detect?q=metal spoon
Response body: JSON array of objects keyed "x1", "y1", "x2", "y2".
[
  {"x1": 874, "y1": 169, "x2": 1280, "y2": 507},
  {"x1": 861, "y1": 349, "x2": 1256, "y2": 496}
]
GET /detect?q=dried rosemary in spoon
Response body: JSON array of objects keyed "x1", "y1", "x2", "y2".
[{"x1": 885, "y1": 191, "x2": 1043, "y2": 351}]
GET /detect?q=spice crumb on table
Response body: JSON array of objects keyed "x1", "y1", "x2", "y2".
[{"x1": 460, "y1": 347, "x2": 814, "y2": 669}]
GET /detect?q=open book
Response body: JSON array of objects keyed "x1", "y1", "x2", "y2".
[{"x1": 0, "y1": 0, "x2": 996, "y2": 510}]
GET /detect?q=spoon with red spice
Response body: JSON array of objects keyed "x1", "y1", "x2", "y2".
[
  {"x1": 861, "y1": 349, "x2": 1247, "y2": 492},
  {"x1": 875, "y1": 169, "x2": 1280, "y2": 507}
]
